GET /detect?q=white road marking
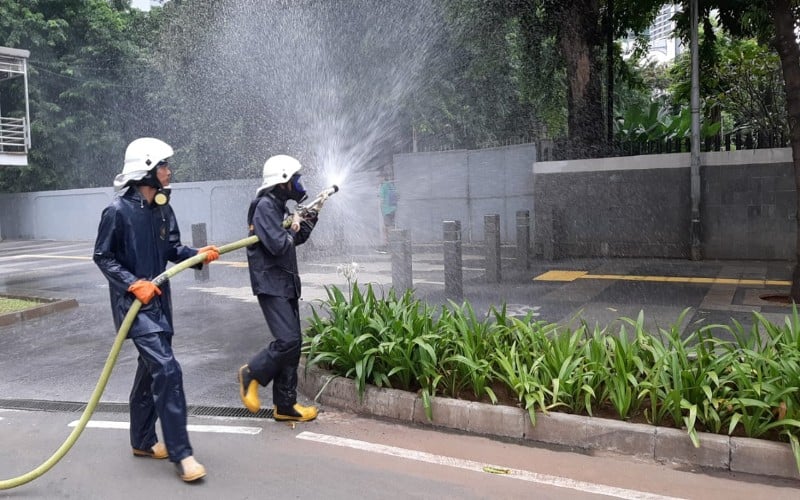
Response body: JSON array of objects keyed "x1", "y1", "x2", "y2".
[
  {"x1": 68, "y1": 420, "x2": 261, "y2": 435},
  {"x1": 296, "y1": 431, "x2": 686, "y2": 500},
  {"x1": 0, "y1": 254, "x2": 92, "y2": 261},
  {"x1": 505, "y1": 304, "x2": 541, "y2": 318}
]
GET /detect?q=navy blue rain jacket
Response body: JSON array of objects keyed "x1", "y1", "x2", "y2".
[
  {"x1": 93, "y1": 187, "x2": 198, "y2": 338},
  {"x1": 246, "y1": 192, "x2": 313, "y2": 298}
]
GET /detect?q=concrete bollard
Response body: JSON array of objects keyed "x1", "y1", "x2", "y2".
[
  {"x1": 191, "y1": 223, "x2": 210, "y2": 282},
  {"x1": 516, "y1": 210, "x2": 531, "y2": 269},
  {"x1": 443, "y1": 220, "x2": 463, "y2": 302},
  {"x1": 389, "y1": 228, "x2": 412, "y2": 292},
  {"x1": 484, "y1": 214, "x2": 501, "y2": 283}
]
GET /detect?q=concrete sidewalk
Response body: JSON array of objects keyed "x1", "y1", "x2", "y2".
[{"x1": 1, "y1": 239, "x2": 798, "y2": 481}]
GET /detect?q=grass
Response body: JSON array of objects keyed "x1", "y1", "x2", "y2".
[{"x1": 0, "y1": 296, "x2": 43, "y2": 315}]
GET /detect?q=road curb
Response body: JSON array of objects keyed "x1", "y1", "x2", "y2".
[{"x1": 298, "y1": 362, "x2": 800, "y2": 481}]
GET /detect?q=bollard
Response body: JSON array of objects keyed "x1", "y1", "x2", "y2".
[
  {"x1": 389, "y1": 228, "x2": 412, "y2": 292},
  {"x1": 191, "y1": 223, "x2": 210, "y2": 282},
  {"x1": 484, "y1": 214, "x2": 501, "y2": 283},
  {"x1": 516, "y1": 210, "x2": 531, "y2": 269},
  {"x1": 443, "y1": 220, "x2": 463, "y2": 301}
]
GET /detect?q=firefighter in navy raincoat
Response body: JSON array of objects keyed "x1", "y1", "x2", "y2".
[
  {"x1": 237, "y1": 154, "x2": 319, "y2": 422},
  {"x1": 93, "y1": 137, "x2": 219, "y2": 483}
]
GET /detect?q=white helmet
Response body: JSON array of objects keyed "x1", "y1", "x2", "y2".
[
  {"x1": 256, "y1": 154, "x2": 302, "y2": 195},
  {"x1": 113, "y1": 137, "x2": 174, "y2": 191}
]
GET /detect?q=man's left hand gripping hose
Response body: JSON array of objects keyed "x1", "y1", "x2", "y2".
[{"x1": 128, "y1": 280, "x2": 162, "y2": 305}]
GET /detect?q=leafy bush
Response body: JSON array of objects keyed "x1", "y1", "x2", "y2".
[{"x1": 303, "y1": 283, "x2": 800, "y2": 471}]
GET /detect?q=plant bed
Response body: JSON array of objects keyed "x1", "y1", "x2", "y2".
[
  {"x1": 304, "y1": 283, "x2": 800, "y2": 473},
  {"x1": 0, "y1": 294, "x2": 78, "y2": 327}
]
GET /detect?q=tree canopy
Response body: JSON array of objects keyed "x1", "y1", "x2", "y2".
[{"x1": 0, "y1": 0, "x2": 794, "y2": 193}]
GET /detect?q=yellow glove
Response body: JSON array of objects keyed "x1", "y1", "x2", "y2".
[
  {"x1": 199, "y1": 245, "x2": 220, "y2": 263},
  {"x1": 128, "y1": 280, "x2": 162, "y2": 305}
]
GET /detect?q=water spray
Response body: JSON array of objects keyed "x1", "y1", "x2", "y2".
[
  {"x1": 284, "y1": 184, "x2": 339, "y2": 231},
  {"x1": 0, "y1": 235, "x2": 259, "y2": 491}
]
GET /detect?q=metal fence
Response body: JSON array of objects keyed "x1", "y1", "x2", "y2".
[{"x1": 538, "y1": 131, "x2": 792, "y2": 162}]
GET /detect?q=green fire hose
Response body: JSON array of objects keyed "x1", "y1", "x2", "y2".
[{"x1": 0, "y1": 235, "x2": 258, "y2": 490}]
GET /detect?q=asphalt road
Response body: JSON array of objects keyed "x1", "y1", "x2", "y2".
[{"x1": 3, "y1": 407, "x2": 799, "y2": 500}]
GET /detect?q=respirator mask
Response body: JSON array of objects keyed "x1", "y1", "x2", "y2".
[{"x1": 288, "y1": 173, "x2": 307, "y2": 203}]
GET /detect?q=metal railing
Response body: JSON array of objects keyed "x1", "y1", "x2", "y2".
[
  {"x1": 537, "y1": 131, "x2": 792, "y2": 162},
  {"x1": 0, "y1": 54, "x2": 25, "y2": 78},
  {"x1": 0, "y1": 116, "x2": 27, "y2": 153}
]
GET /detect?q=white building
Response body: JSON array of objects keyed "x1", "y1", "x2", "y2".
[{"x1": 622, "y1": 4, "x2": 684, "y2": 64}]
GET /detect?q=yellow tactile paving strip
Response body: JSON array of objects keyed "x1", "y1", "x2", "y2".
[{"x1": 533, "y1": 270, "x2": 790, "y2": 287}]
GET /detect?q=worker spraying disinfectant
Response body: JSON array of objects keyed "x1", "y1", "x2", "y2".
[
  {"x1": 0, "y1": 150, "x2": 338, "y2": 490},
  {"x1": 238, "y1": 155, "x2": 336, "y2": 422}
]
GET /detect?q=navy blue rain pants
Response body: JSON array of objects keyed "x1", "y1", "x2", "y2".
[
  {"x1": 129, "y1": 332, "x2": 193, "y2": 463},
  {"x1": 247, "y1": 294, "x2": 301, "y2": 409}
]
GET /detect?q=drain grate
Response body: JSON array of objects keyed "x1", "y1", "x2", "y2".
[
  {"x1": 190, "y1": 405, "x2": 273, "y2": 419},
  {"x1": 0, "y1": 399, "x2": 273, "y2": 419}
]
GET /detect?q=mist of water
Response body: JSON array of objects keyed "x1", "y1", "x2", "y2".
[{"x1": 173, "y1": 0, "x2": 446, "y2": 253}]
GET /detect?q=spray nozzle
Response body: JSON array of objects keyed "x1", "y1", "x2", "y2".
[{"x1": 283, "y1": 185, "x2": 340, "y2": 230}]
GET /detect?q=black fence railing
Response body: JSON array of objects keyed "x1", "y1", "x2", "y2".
[{"x1": 537, "y1": 131, "x2": 791, "y2": 162}]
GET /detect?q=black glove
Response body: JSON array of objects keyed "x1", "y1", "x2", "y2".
[
  {"x1": 304, "y1": 209, "x2": 319, "y2": 224},
  {"x1": 295, "y1": 218, "x2": 315, "y2": 244}
]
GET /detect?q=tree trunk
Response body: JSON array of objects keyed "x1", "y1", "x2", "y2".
[
  {"x1": 558, "y1": 0, "x2": 605, "y2": 158},
  {"x1": 770, "y1": 0, "x2": 800, "y2": 302},
  {"x1": 606, "y1": 0, "x2": 614, "y2": 146}
]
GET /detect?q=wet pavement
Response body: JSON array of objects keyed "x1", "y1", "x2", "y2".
[
  {"x1": 0, "y1": 238, "x2": 794, "y2": 409},
  {"x1": 2, "y1": 238, "x2": 800, "y2": 495}
]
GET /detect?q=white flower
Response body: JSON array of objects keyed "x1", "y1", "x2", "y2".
[{"x1": 337, "y1": 262, "x2": 360, "y2": 282}]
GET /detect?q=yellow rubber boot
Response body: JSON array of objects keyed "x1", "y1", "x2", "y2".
[
  {"x1": 237, "y1": 365, "x2": 260, "y2": 413},
  {"x1": 274, "y1": 403, "x2": 318, "y2": 422}
]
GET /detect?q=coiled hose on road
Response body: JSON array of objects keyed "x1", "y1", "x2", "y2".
[{"x1": 0, "y1": 235, "x2": 258, "y2": 490}]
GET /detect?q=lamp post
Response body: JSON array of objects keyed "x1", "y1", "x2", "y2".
[{"x1": 689, "y1": 0, "x2": 702, "y2": 260}]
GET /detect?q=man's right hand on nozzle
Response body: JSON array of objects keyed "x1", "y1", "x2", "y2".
[
  {"x1": 128, "y1": 280, "x2": 162, "y2": 305},
  {"x1": 305, "y1": 209, "x2": 319, "y2": 224}
]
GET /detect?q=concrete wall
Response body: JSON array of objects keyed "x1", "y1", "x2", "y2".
[
  {"x1": 2, "y1": 144, "x2": 796, "y2": 262},
  {"x1": 0, "y1": 178, "x2": 380, "y2": 249},
  {"x1": 0, "y1": 144, "x2": 536, "y2": 246},
  {"x1": 0, "y1": 180, "x2": 257, "y2": 242},
  {"x1": 533, "y1": 148, "x2": 796, "y2": 260},
  {"x1": 702, "y1": 150, "x2": 796, "y2": 260},
  {"x1": 394, "y1": 143, "x2": 536, "y2": 243}
]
